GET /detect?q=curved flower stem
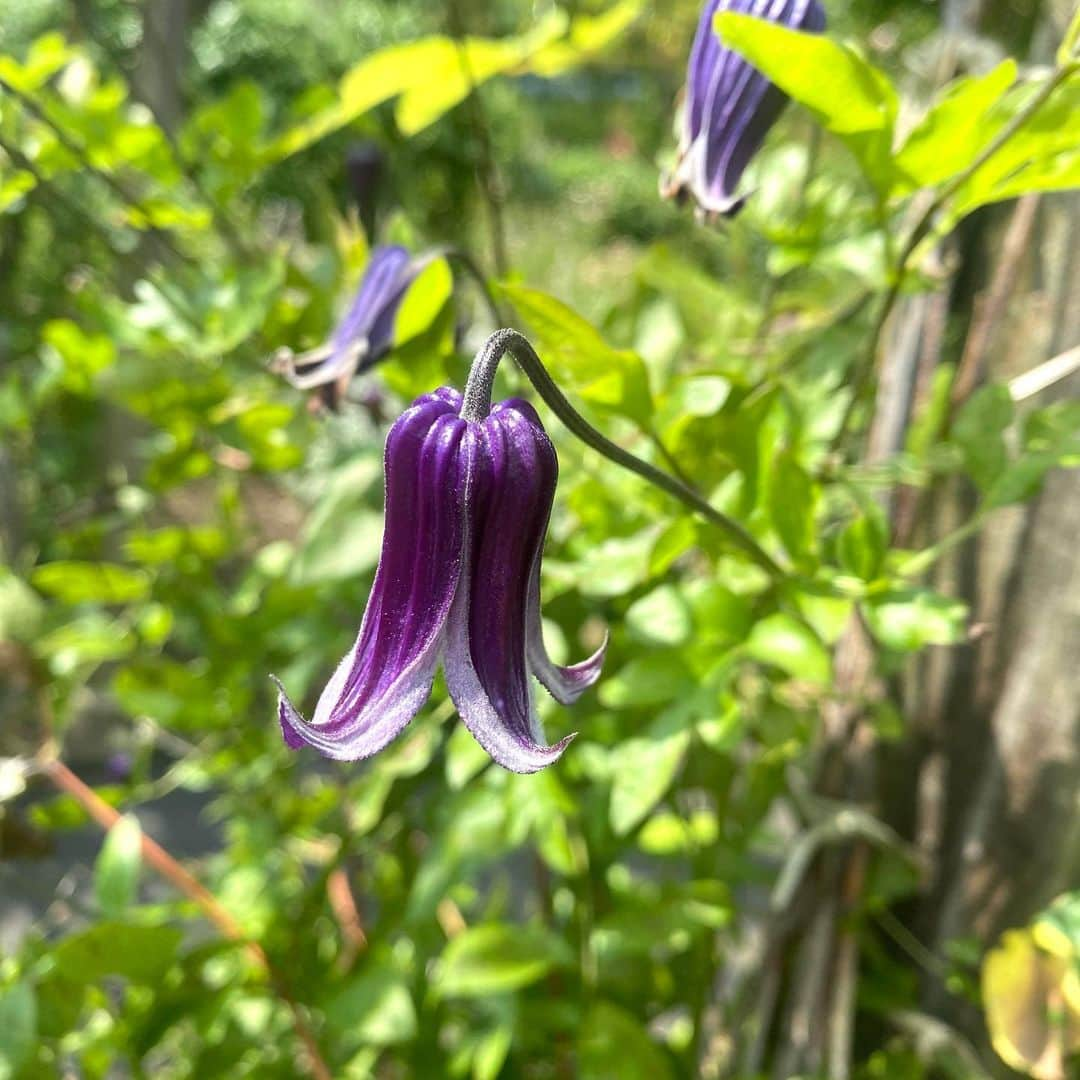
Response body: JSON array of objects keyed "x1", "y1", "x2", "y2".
[
  {"x1": 463, "y1": 329, "x2": 787, "y2": 581},
  {"x1": 41, "y1": 757, "x2": 333, "y2": 1080},
  {"x1": 646, "y1": 427, "x2": 699, "y2": 491},
  {"x1": 441, "y1": 247, "x2": 507, "y2": 328}
]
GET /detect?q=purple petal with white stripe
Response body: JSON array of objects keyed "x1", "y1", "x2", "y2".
[
  {"x1": 275, "y1": 389, "x2": 468, "y2": 760},
  {"x1": 444, "y1": 399, "x2": 581, "y2": 772},
  {"x1": 663, "y1": 0, "x2": 826, "y2": 217},
  {"x1": 285, "y1": 245, "x2": 417, "y2": 391},
  {"x1": 273, "y1": 387, "x2": 603, "y2": 773}
]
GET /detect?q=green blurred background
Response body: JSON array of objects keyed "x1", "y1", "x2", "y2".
[{"x1": 1, "y1": 1, "x2": 1078, "y2": 1077}]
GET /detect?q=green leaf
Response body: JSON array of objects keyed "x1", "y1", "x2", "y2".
[
  {"x1": 906, "y1": 363, "x2": 956, "y2": 460},
  {"x1": 0, "y1": 32, "x2": 74, "y2": 92},
  {"x1": 744, "y1": 613, "x2": 831, "y2": 685},
  {"x1": 609, "y1": 718, "x2": 691, "y2": 836},
  {"x1": 323, "y1": 971, "x2": 417, "y2": 1046},
  {"x1": 836, "y1": 507, "x2": 887, "y2": 581},
  {"x1": 962, "y1": 145, "x2": 1080, "y2": 211},
  {"x1": 95, "y1": 815, "x2": 142, "y2": 918},
  {"x1": 393, "y1": 256, "x2": 453, "y2": 348},
  {"x1": 0, "y1": 169, "x2": 35, "y2": 213},
  {"x1": 54, "y1": 922, "x2": 182, "y2": 983},
  {"x1": 528, "y1": 0, "x2": 641, "y2": 76},
  {"x1": 568, "y1": 532, "x2": 654, "y2": 598},
  {"x1": 767, "y1": 452, "x2": 817, "y2": 562},
  {"x1": 31, "y1": 561, "x2": 150, "y2": 604},
  {"x1": 0, "y1": 567, "x2": 44, "y2": 643},
  {"x1": 625, "y1": 585, "x2": 693, "y2": 647},
  {"x1": 893, "y1": 61, "x2": 1018, "y2": 192},
  {"x1": 0, "y1": 981, "x2": 36, "y2": 1080},
  {"x1": 267, "y1": 17, "x2": 565, "y2": 157},
  {"x1": 862, "y1": 588, "x2": 968, "y2": 652},
  {"x1": 714, "y1": 12, "x2": 897, "y2": 188},
  {"x1": 290, "y1": 456, "x2": 384, "y2": 585},
  {"x1": 433, "y1": 924, "x2": 573, "y2": 998},
  {"x1": 1033, "y1": 891, "x2": 1080, "y2": 957},
  {"x1": 394, "y1": 33, "x2": 541, "y2": 137},
  {"x1": 578, "y1": 1001, "x2": 674, "y2": 1080},
  {"x1": 952, "y1": 383, "x2": 1013, "y2": 493},
  {"x1": 471, "y1": 1024, "x2": 513, "y2": 1080},
  {"x1": 933, "y1": 73, "x2": 1079, "y2": 225},
  {"x1": 599, "y1": 652, "x2": 693, "y2": 709},
  {"x1": 266, "y1": 38, "x2": 451, "y2": 159},
  {"x1": 685, "y1": 582, "x2": 753, "y2": 646},
  {"x1": 497, "y1": 282, "x2": 654, "y2": 425},
  {"x1": 649, "y1": 518, "x2": 700, "y2": 576}
]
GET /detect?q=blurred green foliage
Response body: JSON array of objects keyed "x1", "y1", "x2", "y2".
[{"x1": 1, "y1": 0, "x2": 1079, "y2": 1077}]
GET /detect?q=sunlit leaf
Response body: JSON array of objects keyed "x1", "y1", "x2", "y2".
[
  {"x1": 862, "y1": 589, "x2": 968, "y2": 652},
  {"x1": 31, "y1": 561, "x2": 150, "y2": 604},
  {"x1": 714, "y1": 12, "x2": 897, "y2": 189},
  {"x1": 983, "y1": 926, "x2": 1080, "y2": 1080},
  {"x1": 609, "y1": 716, "x2": 691, "y2": 836},
  {"x1": 528, "y1": 0, "x2": 642, "y2": 77},
  {"x1": 95, "y1": 815, "x2": 142, "y2": 918},
  {"x1": 744, "y1": 613, "x2": 830, "y2": 684},
  {"x1": 0, "y1": 982, "x2": 36, "y2": 1080},
  {"x1": 893, "y1": 61, "x2": 1018, "y2": 192},
  {"x1": 433, "y1": 924, "x2": 573, "y2": 997},
  {"x1": 497, "y1": 282, "x2": 653, "y2": 425},
  {"x1": 324, "y1": 971, "x2": 417, "y2": 1046}
]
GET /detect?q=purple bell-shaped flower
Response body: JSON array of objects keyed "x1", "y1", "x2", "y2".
[
  {"x1": 662, "y1": 0, "x2": 826, "y2": 217},
  {"x1": 274, "y1": 365, "x2": 605, "y2": 773},
  {"x1": 280, "y1": 245, "x2": 419, "y2": 393}
]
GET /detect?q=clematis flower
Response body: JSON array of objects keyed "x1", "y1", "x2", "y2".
[
  {"x1": 661, "y1": 0, "x2": 826, "y2": 217},
  {"x1": 278, "y1": 245, "x2": 419, "y2": 393},
  {"x1": 273, "y1": 384, "x2": 605, "y2": 773}
]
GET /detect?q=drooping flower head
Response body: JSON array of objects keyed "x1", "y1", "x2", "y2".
[
  {"x1": 274, "y1": 339, "x2": 605, "y2": 773},
  {"x1": 279, "y1": 245, "x2": 419, "y2": 394},
  {"x1": 662, "y1": 0, "x2": 826, "y2": 217}
]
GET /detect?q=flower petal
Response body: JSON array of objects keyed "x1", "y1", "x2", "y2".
[
  {"x1": 275, "y1": 390, "x2": 467, "y2": 759},
  {"x1": 443, "y1": 402, "x2": 574, "y2": 773},
  {"x1": 666, "y1": 0, "x2": 826, "y2": 216},
  {"x1": 527, "y1": 579, "x2": 607, "y2": 706},
  {"x1": 284, "y1": 245, "x2": 414, "y2": 390}
]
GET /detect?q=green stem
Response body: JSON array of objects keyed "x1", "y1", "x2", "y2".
[
  {"x1": 647, "y1": 427, "x2": 698, "y2": 491},
  {"x1": 462, "y1": 329, "x2": 787, "y2": 580},
  {"x1": 896, "y1": 512, "x2": 986, "y2": 578},
  {"x1": 441, "y1": 247, "x2": 507, "y2": 328}
]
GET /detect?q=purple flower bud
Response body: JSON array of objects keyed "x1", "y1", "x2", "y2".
[
  {"x1": 273, "y1": 388, "x2": 605, "y2": 774},
  {"x1": 345, "y1": 141, "x2": 386, "y2": 239},
  {"x1": 283, "y1": 245, "x2": 419, "y2": 392},
  {"x1": 662, "y1": 0, "x2": 826, "y2": 217}
]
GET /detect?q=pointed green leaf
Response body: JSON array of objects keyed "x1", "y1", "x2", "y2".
[
  {"x1": 497, "y1": 282, "x2": 654, "y2": 425},
  {"x1": 0, "y1": 982, "x2": 36, "y2": 1080},
  {"x1": 433, "y1": 924, "x2": 573, "y2": 998},
  {"x1": 95, "y1": 814, "x2": 143, "y2": 917}
]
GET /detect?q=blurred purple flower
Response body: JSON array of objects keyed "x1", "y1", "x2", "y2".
[
  {"x1": 105, "y1": 752, "x2": 133, "y2": 782},
  {"x1": 273, "y1": 388, "x2": 605, "y2": 773},
  {"x1": 662, "y1": 0, "x2": 826, "y2": 217},
  {"x1": 280, "y1": 245, "x2": 419, "y2": 392},
  {"x1": 345, "y1": 141, "x2": 386, "y2": 239}
]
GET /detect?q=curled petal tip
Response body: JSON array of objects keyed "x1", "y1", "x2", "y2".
[
  {"x1": 472, "y1": 726, "x2": 577, "y2": 775},
  {"x1": 271, "y1": 675, "x2": 309, "y2": 751},
  {"x1": 531, "y1": 631, "x2": 608, "y2": 706}
]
